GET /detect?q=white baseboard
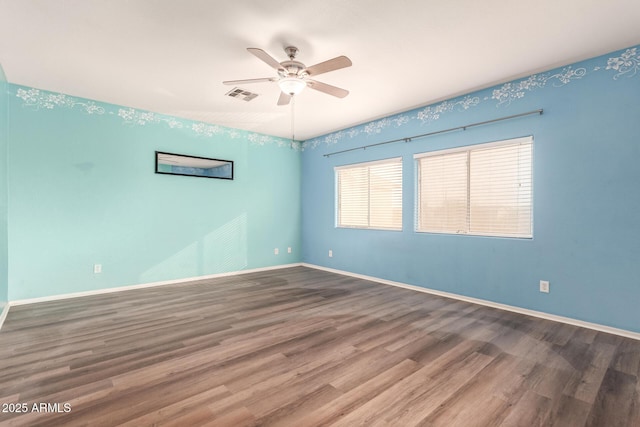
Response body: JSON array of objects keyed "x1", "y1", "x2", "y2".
[
  {"x1": 301, "y1": 263, "x2": 640, "y2": 341},
  {"x1": 6, "y1": 262, "x2": 638, "y2": 341},
  {"x1": 9, "y1": 263, "x2": 303, "y2": 307},
  {"x1": 0, "y1": 303, "x2": 9, "y2": 331}
]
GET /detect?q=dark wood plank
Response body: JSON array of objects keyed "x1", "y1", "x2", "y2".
[
  {"x1": 0, "y1": 266, "x2": 639, "y2": 426},
  {"x1": 586, "y1": 368, "x2": 637, "y2": 427}
]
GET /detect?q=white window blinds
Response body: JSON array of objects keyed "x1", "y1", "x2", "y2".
[
  {"x1": 416, "y1": 136, "x2": 532, "y2": 238},
  {"x1": 417, "y1": 151, "x2": 468, "y2": 234},
  {"x1": 336, "y1": 158, "x2": 403, "y2": 230}
]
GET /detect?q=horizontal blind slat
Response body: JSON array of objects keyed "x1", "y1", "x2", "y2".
[
  {"x1": 337, "y1": 158, "x2": 402, "y2": 230},
  {"x1": 417, "y1": 138, "x2": 532, "y2": 238},
  {"x1": 470, "y1": 141, "x2": 531, "y2": 237},
  {"x1": 418, "y1": 151, "x2": 468, "y2": 233}
]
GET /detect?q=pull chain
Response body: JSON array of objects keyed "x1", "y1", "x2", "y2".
[{"x1": 291, "y1": 95, "x2": 296, "y2": 142}]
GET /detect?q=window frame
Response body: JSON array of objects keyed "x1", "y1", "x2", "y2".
[
  {"x1": 414, "y1": 136, "x2": 533, "y2": 239},
  {"x1": 335, "y1": 157, "x2": 403, "y2": 231}
]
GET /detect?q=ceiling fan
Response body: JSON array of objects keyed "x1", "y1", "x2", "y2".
[{"x1": 223, "y1": 46, "x2": 352, "y2": 106}]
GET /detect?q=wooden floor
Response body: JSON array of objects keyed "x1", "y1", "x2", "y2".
[{"x1": 0, "y1": 267, "x2": 639, "y2": 426}]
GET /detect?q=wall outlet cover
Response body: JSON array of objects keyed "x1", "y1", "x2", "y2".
[{"x1": 540, "y1": 280, "x2": 550, "y2": 293}]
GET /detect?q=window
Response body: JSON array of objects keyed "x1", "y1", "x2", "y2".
[
  {"x1": 415, "y1": 136, "x2": 532, "y2": 238},
  {"x1": 335, "y1": 157, "x2": 402, "y2": 230}
]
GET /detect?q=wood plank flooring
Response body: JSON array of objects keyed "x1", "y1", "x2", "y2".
[{"x1": 0, "y1": 266, "x2": 639, "y2": 426}]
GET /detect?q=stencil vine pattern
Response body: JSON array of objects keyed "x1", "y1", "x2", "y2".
[
  {"x1": 17, "y1": 88, "x2": 105, "y2": 115},
  {"x1": 15, "y1": 88, "x2": 299, "y2": 150},
  {"x1": 416, "y1": 96, "x2": 481, "y2": 123},
  {"x1": 491, "y1": 67, "x2": 586, "y2": 106},
  {"x1": 605, "y1": 48, "x2": 640, "y2": 79}
]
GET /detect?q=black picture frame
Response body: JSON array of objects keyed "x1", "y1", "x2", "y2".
[{"x1": 155, "y1": 151, "x2": 234, "y2": 180}]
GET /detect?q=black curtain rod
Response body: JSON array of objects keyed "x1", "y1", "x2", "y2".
[{"x1": 323, "y1": 109, "x2": 543, "y2": 157}]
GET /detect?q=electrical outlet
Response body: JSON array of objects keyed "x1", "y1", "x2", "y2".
[
  {"x1": 287, "y1": 247, "x2": 292, "y2": 254},
  {"x1": 329, "y1": 249, "x2": 333, "y2": 258},
  {"x1": 274, "y1": 248, "x2": 279, "y2": 255},
  {"x1": 540, "y1": 280, "x2": 549, "y2": 293},
  {"x1": 94, "y1": 264, "x2": 102, "y2": 274}
]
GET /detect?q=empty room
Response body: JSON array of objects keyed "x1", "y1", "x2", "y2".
[{"x1": 1, "y1": 1, "x2": 640, "y2": 425}]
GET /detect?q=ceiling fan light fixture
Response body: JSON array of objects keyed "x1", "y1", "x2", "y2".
[{"x1": 278, "y1": 77, "x2": 306, "y2": 96}]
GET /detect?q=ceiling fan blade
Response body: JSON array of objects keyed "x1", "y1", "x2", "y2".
[
  {"x1": 305, "y1": 56, "x2": 352, "y2": 76},
  {"x1": 307, "y1": 79, "x2": 349, "y2": 98},
  {"x1": 277, "y1": 92, "x2": 292, "y2": 106},
  {"x1": 223, "y1": 77, "x2": 275, "y2": 85},
  {"x1": 247, "y1": 48, "x2": 285, "y2": 72}
]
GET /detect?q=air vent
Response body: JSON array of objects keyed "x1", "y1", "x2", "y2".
[{"x1": 226, "y1": 88, "x2": 259, "y2": 102}]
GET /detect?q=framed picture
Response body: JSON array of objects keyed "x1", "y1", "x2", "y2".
[{"x1": 155, "y1": 151, "x2": 234, "y2": 180}]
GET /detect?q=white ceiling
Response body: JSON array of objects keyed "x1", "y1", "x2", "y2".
[{"x1": 1, "y1": 0, "x2": 640, "y2": 141}]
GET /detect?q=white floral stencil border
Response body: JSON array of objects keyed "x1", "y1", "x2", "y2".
[
  {"x1": 16, "y1": 89, "x2": 106, "y2": 115},
  {"x1": 303, "y1": 46, "x2": 640, "y2": 150},
  {"x1": 14, "y1": 88, "x2": 300, "y2": 151},
  {"x1": 602, "y1": 47, "x2": 640, "y2": 79},
  {"x1": 489, "y1": 66, "x2": 587, "y2": 106}
]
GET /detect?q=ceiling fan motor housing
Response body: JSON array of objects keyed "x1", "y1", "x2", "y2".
[{"x1": 279, "y1": 60, "x2": 306, "y2": 78}]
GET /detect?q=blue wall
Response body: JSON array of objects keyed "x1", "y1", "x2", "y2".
[
  {"x1": 0, "y1": 65, "x2": 8, "y2": 308},
  {"x1": 7, "y1": 86, "x2": 301, "y2": 300},
  {"x1": 302, "y1": 46, "x2": 640, "y2": 333}
]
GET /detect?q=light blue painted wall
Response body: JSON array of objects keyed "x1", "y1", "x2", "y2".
[
  {"x1": 302, "y1": 46, "x2": 640, "y2": 333},
  {"x1": 0, "y1": 65, "x2": 8, "y2": 308},
  {"x1": 7, "y1": 85, "x2": 301, "y2": 300}
]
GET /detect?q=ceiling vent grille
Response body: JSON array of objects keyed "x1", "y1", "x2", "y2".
[{"x1": 226, "y1": 88, "x2": 259, "y2": 102}]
